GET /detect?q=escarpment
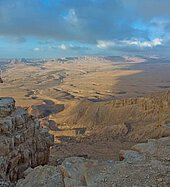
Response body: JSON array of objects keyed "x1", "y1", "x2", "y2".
[
  {"x1": 0, "y1": 98, "x2": 54, "y2": 183},
  {"x1": 54, "y1": 91, "x2": 170, "y2": 141}
]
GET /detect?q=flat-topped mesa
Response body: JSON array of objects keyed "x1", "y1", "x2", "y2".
[
  {"x1": 0, "y1": 98, "x2": 15, "y2": 117},
  {"x1": 0, "y1": 97, "x2": 54, "y2": 183}
]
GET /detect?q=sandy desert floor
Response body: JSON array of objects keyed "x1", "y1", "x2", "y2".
[
  {"x1": 0, "y1": 56, "x2": 170, "y2": 161},
  {"x1": 1, "y1": 57, "x2": 170, "y2": 104}
]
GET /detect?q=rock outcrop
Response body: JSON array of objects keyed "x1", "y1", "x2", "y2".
[
  {"x1": 0, "y1": 97, "x2": 54, "y2": 183},
  {"x1": 16, "y1": 136, "x2": 170, "y2": 187}
]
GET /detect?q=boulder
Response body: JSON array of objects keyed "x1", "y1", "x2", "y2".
[
  {"x1": 16, "y1": 136, "x2": 170, "y2": 187},
  {"x1": 16, "y1": 166, "x2": 63, "y2": 187}
]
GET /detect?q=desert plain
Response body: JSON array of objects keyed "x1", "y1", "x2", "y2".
[{"x1": 0, "y1": 56, "x2": 170, "y2": 162}]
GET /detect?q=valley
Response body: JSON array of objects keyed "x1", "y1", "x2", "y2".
[{"x1": 0, "y1": 56, "x2": 170, "y2": 162}]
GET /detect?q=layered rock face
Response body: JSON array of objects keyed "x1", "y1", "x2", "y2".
[
  {"x1": 0, "y1": 97, "x2": 54, "y2": 182},
  {"x1": 16, "y1": 136, "x2": 170, "y2": 187},
  {"x1": 55, "y1": 91, "x2": 170, "y2": 142}
]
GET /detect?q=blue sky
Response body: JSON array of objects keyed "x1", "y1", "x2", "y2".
[{"x1": 0, "y1": 0, "x2": 170, "y2": 58}]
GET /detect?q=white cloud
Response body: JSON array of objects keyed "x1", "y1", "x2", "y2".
[
  {"x1": 58, "y1": 44, "x2": 67, "y2": 50},
  {"x1": 64, "y1": 9, "x2": 78, "y2": 25},
  {"x1": 34, "y1": 47, "x2": 40, "y2": 51},
  {"x1": 151, "y1": 38, "x2": 163, "y2": 46},
  {"x1": 124, "y1": 38, "x2": 162, "y2": 48},
  {"x1": 96, "y1": 40, "x2": 115, "y2": 49},
  {"x1": 97, "y1": 38, "x2": 163, "y2": 49}
]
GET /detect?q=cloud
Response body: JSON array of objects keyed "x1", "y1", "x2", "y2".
[
  {"x1": 64, "y1": 9, "x2": 78, "y2": 25},
  {"x1": 124, "y1": 38, "x2": 163, "y2": 48},
  {"x1": 0, "y1": 0, "x2": 169, "y2": 43},
  {"x1": 33, "y1": 43, "x2": 90, "y2": 53},
  {"x1": 34, "y1": 47, "x2": 40, "y2": 51},
  {"x1": 0, "y1": 0, "x2": 170, "y2": 57},
  {"x1": 58, "y1": 44, "x2": 68, "y2": 50},
  {"x1": 97, "y1": 38, "x2": 163, "y2": 51},
  {"x1": 97, "y1": 40, "x2": 116, "y2": 49},
  {"x1": 0, "y1": 0, "x2": 140, "y2": 42},
  {"x1": 56, "y1": 43, "x2": 90, "y2": 51},
  {"x1": 122, "y1": 0, "x2": 170, "y2": 19}
]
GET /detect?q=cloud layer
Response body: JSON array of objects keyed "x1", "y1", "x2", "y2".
[{"x1": 0, "y1": 0, "x2": 170, "y2": 57}]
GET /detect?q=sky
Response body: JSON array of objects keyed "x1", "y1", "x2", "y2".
[{"x1": 0, "y1": 0, "x2": 170, "y2": 58}]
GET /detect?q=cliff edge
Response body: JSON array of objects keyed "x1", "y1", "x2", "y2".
[{"x1": 0, "y1": 97, "x2": 54, "y2": 184}]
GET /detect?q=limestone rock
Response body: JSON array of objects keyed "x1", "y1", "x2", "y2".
[
  {"x1": 0, "y1": 98, "x2": 15, "y2": 117},
  {"x1": 119, "y1": 150, "x2": 145, "y2": 162},
  {"x1": 0, "y1": 180, "x2": 14, "y2": 187},
  {"x1": 0, "y1": 97, "x2": 54, "y2": 183},
  {"x1": 16, "y1": 165, "x2": 63, "y2": 187},
  {"x1": 132, "y1": 136, "x2": 170, "y2": 161},
  {"x1": 16, "y1": 136, "x2": 170, "y2": 187}
]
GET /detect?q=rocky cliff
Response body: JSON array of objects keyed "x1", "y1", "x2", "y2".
[
  {"x1": 0, "y1": 97, "x2": 54, "y2": 183},
  {"x1": 53, "y1": 91, "x2": 170, "y2": 141}
]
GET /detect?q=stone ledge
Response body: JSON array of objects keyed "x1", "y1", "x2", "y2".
[{"x1": 0, "y1": 98, "x2": 15, "y2": 117}]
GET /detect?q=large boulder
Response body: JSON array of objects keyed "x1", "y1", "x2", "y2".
[{"x1": 16, "y1": 166, "x2": 63, "y2": 187}]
